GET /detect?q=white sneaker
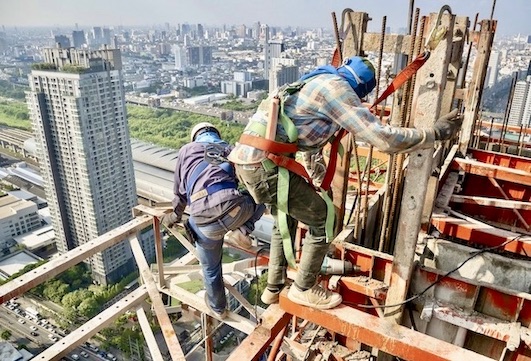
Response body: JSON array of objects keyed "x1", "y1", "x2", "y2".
[
  {"x1": 226, "y1": 229, "x2": 252, "y2": 249},
  {"x1": 287, "y1": 284, "x2": 342, "y2": 310}
]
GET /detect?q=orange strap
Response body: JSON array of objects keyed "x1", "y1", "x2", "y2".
[
  {"x1": 321, "y1": 129, "x2": 348, "y2": 190},
  {"x1": 239, "y1": 133, "x2": 298, "y2": 154},
  {"x1": 266, "y1": 153, "x2": 314, "y2": 188},
  {"x1": 371, "y1": 51, "x2": 430, "y2": 109}
]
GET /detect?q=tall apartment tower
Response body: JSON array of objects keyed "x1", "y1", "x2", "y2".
[
  {"x1": 487, "y1": 51, "x2": 501, "y2": 87},
  {"x1": 26, "y1": 47, "x2": 139, "y2": 285},
  {"x1": 261, "y1": 24, "x2": 270, "y2": 79},
  {"x1": 269, "y1": 57, "x2": 299, "y2": 92},
  {"x1": 72, "y1": 30, "x2": 86, "y2": 48},
  {"x1": 508, "y1": 76, "x2": 531, "y2": 126}
]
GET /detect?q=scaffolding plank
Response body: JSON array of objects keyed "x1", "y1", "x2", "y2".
[
  {"x1": 226, "y1": 304, "x2": 291, "y2": 361},
  {"x1": 449, "y1": 195, "x2": 531, "y2": 211},
  {"x1": 279, "y1": 291, "x2": 494, "y2": 361},
  {"x1": 35, "y1": 286, "x2": 149, "y2": 360},
  {"x1": 130, "y1": 235, "x2": 186, "y2": 360},
  {"x1": 0, "y1": 215, "x2": 153, "y2": 304},
  {"x1": 452, "y1": 158, "x2": 531, "y2": 186}
]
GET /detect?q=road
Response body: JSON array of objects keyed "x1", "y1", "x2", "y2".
[
  {"x1": 0, "y1": 300, "x2": 109, "y2": 360},
  {"x1": 126, "y1": 95, "x2": 253, "y2": 124}
]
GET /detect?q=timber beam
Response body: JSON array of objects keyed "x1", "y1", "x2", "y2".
[
  {"x1": 279, "y1": 291, "x2": 494, "y2": 361},
  {"x1": 431, "y1": 215, "x2": 531, "y2": 257},
  {"x1": 451, "y1": 158, "x2": 531, "y2": 187},
  {"x1": 449, "y1": 195, "x2": 531, "y2": 211},
  {"x1": 0, "y1": 215, "x2": 153, "y2": 304},
  {"x1": 225, "y1": 304, "x2": 291, "y2": 361}
]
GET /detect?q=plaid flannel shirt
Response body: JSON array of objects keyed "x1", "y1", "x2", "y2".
[{"x1": 228, "y1": 73, "x2": 434, "y2": 165}]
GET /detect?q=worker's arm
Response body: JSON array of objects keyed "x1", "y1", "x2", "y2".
[{"x1": 320, "y1": 77, "x2": 435, "y2": 154}]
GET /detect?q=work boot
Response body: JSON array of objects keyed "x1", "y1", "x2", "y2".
[
  {"x1": 204, "y1": 293, "x2": 228, "y2": 319},
  {"x1": 287, "y1": 284, "x2": 342, "y2": 310},
  {"x1": 225, "y1": 229, "x2": 252, "y2": 249},
  {"x1": 261, "y1": 288, "x2": 281, "y2": 305}
]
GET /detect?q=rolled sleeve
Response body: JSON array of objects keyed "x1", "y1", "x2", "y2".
[{"x1": 320, "y1": 77, "x2": 434, "y2": 153}]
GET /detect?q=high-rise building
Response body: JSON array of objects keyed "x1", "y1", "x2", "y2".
[
  {"x1": 174, "y1": 45, "x2": 187, "y2": 70},
  {"x1": 486, "y1": 51, "x2": 501, "y2": 87},
  {"x1": 269, "y1": 58, "x2": 299, "y2": 92},
  {"x1": 197, "y1": 24, "x2": 204, "y2": 39},
  {"x1": 90, "y1": 27, "x2": 103, "y2": 47},
  {"x1": 26, "y1": 47, "x2": 140, "y2": 284},
  {"x1": 72, "y1": 30, "x2": 86, "y2": 48},
  {"x1": 54, "y1": 35, "x2": 71, "y2": 48},
  {"x1": 264, "y1": 38, "x2": 284, "y2": 80},
  {"x1": 261, "y1": 25, "x2": 270, "y2": 79},
  {"x1": 508, "y1": 76, "x2": 531, "y2": 126}
]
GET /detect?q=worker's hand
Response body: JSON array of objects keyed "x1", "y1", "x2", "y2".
[
  {"x1": 161, "y1": 212, "x2": 180, "y2": 229},
  {"x1": 433, "y1": 109, "x2": 463, "y2": 141}
]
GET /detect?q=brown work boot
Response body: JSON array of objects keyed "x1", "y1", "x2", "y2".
[
  {"x1": 225, "y1": 229, "x2": 252, "y2": 249},
  {"x1": 287, "y1": 284, "x2": 342, "y2": 310}
]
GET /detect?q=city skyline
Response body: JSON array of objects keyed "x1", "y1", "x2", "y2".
[{"x1": 1, "y1": 0, "x2": 530, "y2": 36}]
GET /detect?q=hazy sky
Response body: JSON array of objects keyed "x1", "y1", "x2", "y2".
[{"x1": 0, "y1": 0, "x2": 529, "y2": 36}]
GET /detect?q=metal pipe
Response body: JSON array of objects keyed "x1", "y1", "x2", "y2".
[{"x1": 517, "y1": 124, "x2": 524, "y2": 156}]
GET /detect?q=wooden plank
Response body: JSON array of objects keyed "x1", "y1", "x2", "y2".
[
  {"x1": 0, "y1": 215, "x2": 152, "y2": 304},
  {"x1": 452, "y1": 158, "x2": 531, "y2": 186},
  {"x1": 225, "y1": 304, "x2": 291, "y2": 361},
  {"x1": 35, "y1": 287, "x2": 149, "y2": 360},
  {"x1": 384, "y1": 12, "x2": 456, "y2": 324},
  {"x1": 449, "y1": 195, "x2": 531, "y2": 211},
  {"x1": 130, "y1": 235, "x2": 186, "y2": 360},
  {"x1": 279, "y1": 291, "x2": 494, "y2": 361}
]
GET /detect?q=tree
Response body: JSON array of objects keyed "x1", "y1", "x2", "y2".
[
  {"x1": 0, "y1": 330, "x2": 11, "y2": 340},
  {"x1": 246, "y1": 272, "x2": 268, "y2": 307},
  {"x1": 78, "y1": 297, "x2": 100, "y2": 318}
]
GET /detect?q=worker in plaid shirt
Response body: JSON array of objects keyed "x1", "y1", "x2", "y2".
[{"x1": 229, "y1": 56, "x2": 462, "y2": 310}]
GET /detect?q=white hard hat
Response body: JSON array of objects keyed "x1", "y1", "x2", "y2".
[{"x1": 190, "y1": 122, "x2": 220, "y2": 141}]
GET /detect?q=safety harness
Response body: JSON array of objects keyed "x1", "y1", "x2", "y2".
[
  {"x1": 187, "y1": 144, "x2": 236, "y2": 204},
  {"x1": 238, "y1": 81, "x2": 345, "y2": 268}
]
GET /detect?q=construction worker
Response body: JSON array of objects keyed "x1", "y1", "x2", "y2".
[
  {"x1": 164, "y1": 122, "x2": 265, "y2": 318},
  {"x1": 228, "y1": 56, "x2": 462, "y2": 310}
]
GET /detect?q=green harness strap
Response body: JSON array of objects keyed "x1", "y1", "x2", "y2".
[{"x1": 248, "y1": 84, "x2": 337, "y2": 269}]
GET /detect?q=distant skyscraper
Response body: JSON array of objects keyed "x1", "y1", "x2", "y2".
[
  {"x1": 91, "y1": 27, "x2": 103, "y2": 47},
  {"x1": 269, "y1": 57, "x2": 298, "y2": 92},
  {"x1": 26, "y1": 48, "x2": 140, "y2": 285},
  {"x1": 508, "y1": 76, "x2": 531, "y2": 126},
  {"x1": 54, "y1": 35, "x2": 71, "y2": 48},
  {"x1": 72, "y1": 30, "x2": 86, "y2": 48},
  {"x1": 261, "y1": 24, "x2": 270, "y2": 79},
  {"x1": 197, "y1": 24, "x2": 204, "y2": 39},
  {"x1": 102, "y1": 28, "x2": 112, "y2": 46},
  {"x1": 487, "y1": 51, "x2": 501, "y2": 87},
  {"x1": 174, "y1": 46, "x2": 187, "y2": 70},
  {"x1": 264, "y1": 38, "x2": 284, "y2": 80}
]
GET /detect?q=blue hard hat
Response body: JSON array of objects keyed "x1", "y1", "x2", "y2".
[{"x1": 338, "y1": 56, "x2": 376, "y2": 98}]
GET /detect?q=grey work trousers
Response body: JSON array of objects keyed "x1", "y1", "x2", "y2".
[{"x1": 235, "y1": 162, "x2": 329, "y2": 290}]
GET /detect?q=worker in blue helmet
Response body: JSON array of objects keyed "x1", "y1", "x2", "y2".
[{"x1": 229, "y1": 56, "x2": 462, "y2": 310}]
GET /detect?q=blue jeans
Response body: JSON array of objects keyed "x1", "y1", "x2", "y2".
[{"x1": 188, "y1": 195, "x2": 265, "y2": 313}]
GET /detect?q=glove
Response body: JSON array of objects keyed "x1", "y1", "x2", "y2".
[
  {"x1": 161, "y1": 212, "x2": 180, "y2": 228},
  {"x1": 433, "y1": 109, "x2": 463, "y2": 141}
]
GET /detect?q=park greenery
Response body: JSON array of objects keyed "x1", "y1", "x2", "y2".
[
  {"x1": 0, "y1": 79, "x2": 27, "y2": 100},
  {"x1": 3, "y1": 262, "x2": 137, "y2": 322},
  {"x1": 0, "y1": 100, "x2": 31, "y2": 130},
  {"x1": 127, "y1": 104, "x2": 245, "y2": 148}
]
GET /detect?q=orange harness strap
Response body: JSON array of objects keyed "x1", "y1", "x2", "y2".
[
  {"x1": 238, "y1": 129, "x2": 348, "y2": 192},
  {"x1": 371, "y1": 51, "x2": 430, "y2": 109}
]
